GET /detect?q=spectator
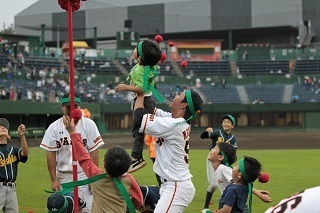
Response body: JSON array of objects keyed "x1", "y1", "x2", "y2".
[{"x1": 221, "y1": 77, "x2": 227, "y2": 89}]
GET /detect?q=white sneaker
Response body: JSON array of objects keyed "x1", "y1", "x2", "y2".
[
  {"x1": 128, "y1": 159, "x2": 147, "y2": 173},
  {"x1": 201, "y1": 209, "x2": 212, "y2": 213}
]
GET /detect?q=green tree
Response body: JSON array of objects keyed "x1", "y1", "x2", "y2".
[{"x1": 0, "y1": 24, "x2": 14, "y2": 34}]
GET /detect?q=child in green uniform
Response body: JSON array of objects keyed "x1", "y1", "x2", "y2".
[{"x1": 116, "y1": 40, "x2": 162, "y2": 172}]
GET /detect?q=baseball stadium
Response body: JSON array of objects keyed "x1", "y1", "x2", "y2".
[{"x1": 0, "y1": 0, "x2": 320, "y2": 212}]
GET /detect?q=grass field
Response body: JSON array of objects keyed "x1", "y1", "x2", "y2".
[{"x1": 16, "y1": 148, "x2": 320, "y2": 213}]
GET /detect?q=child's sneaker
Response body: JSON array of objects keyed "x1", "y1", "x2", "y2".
[
  {"x1": 201, "y1": 209, "x2": 212, "y2": 213},
  {"x1": 128, "y1": 159, "x2": 147, "y2": 173}
]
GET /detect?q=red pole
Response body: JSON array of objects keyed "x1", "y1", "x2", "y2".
[{"x1": 67, "y1": 1, "x2": 78, "y2": 212}]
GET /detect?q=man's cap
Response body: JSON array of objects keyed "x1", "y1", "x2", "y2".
[
  {"x1": 0, "y1": 118, "x2": 9, "y2": 130},
  {"x1": 60, "y1": 92, "x2": 81, "y2": 106},
  {"x1": 222, "y1": 114, "x2": 236, "y2": 125},
  {"x1": 47, "y1": 192, "x2": 68, "y2": 213}
]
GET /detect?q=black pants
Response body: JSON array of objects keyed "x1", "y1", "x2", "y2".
[{"x1": 131, "y1": 96, "x2": 155, "y2": 159}]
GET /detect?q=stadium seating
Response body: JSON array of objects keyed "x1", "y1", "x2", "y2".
[
  {"x1": 295, "y1": 60, "x2": 320, "y2": 74},
  {"x1": 292, "y1": 84, "x2": 320, "y2": 102},
  {"x1": 237, "y1": 60, "x2": 289, "y2": 75},
  {"x1": 198, "y1": 84, "x2": 241, "y2": 104},
  {"x1": 244, "y1": 84, "x2": 285, "y2": 103},
  {"x1": 25, "y1": 56, "x2": 62, "y2": 70},
  {"x1": 180, "y1": 61, "x2": 232, "y2": 76}
]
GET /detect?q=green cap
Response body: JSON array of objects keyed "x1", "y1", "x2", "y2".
[{"x1": 222, "y1": 114, "x2": 235, "y2": 125}]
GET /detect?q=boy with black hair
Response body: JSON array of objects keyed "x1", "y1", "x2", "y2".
[
  {"x1": 116, "y1": 39, "x2": 162, "y2": 173},
  {"x1": 204, "y1": 145, "x2": 271, "y2": 213},
  {"x1": 0, "y1": 118, "x2": 28, "y2": 212},
  {"x1": 216, "y1": 156, "x2": 262, "y2": 213},
  {"x1": 63, "y1": 115, "x2": 144, "y2": 212},
  {"x1": 201, "y1": 114, "x2": 237, "y2": 212}
]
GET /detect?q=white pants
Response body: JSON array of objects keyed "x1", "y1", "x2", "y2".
[
  {"x1": 154, "y1": 179, "x2": 195, "y2": 213},
  {"x1": 0, "y1": 185, "x2": 18, "y2": 213},
  {"x1": 206, "y1": 155, "x2": 217, "y2": 193},
  {"x1": 57, "y1": 171, "x2": 92, "y2": 213}
]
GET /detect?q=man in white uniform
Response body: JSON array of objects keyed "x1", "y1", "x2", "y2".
[
  {"x1": 265, "y1": 186, "x2": 320, "y2": 213},
  {"x1": 40, "y1": 92, "x2": 105, "y2": 212},
  {"x1": 133, "y1": 90, "x2": 203, "y2": 213}
]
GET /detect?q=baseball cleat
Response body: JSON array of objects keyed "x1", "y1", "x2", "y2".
[{"x1": 128, "y1": 159, "x2": 147, "y2": 173}]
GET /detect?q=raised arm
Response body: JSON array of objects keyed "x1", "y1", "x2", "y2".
[
  {"x1": 17, "y1": 124, "x2": 28, "y2": 156},
  {"x1": 63, "y1": 115, "x2": 103, "y2": 177},
  {"x1": 200, "y1": 127, "x2": 214, "y2": 139}
]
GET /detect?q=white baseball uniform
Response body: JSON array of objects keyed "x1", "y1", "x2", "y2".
[
  {"x1": 211, "y1": 164, "x2": 232, "y2": 194},
  {"x1": 40, "y1": 116, "x2": 104, "y2": 212},
  {"x1": 264, "y1": 186, "x2": 320, "y2": 213},
  {"x1": 140, "y1": 108, "x2": 195, "y2": 213}
]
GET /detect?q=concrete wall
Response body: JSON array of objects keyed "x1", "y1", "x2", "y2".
[
  {"x1": 15, "y1": 14, "x2": 52, "y2": 40},
  {"x1": 14, "y1": 0, "x2": 320, "y2": 43},
  {"x1": 52, "y1": 11, "x2": 86, "y2": 42},
  {"x1": 165, "y1": 0, "x2": 211, "y2": 33},
  {"x1": 128, "y1": 4, "x2": 165, "y2": 35},
  {"x1": 302, "y1": 0, "x2": 320, "y2": 42},
  {"x1": 252, "y1": 0, "x2": 302, "y2": 28},
  {"x1": 86, "y1": 7, "x2": 128, "y2": 38},
  {"x1": 211, "y1": 0, "x2": 252, "y2": 30}
]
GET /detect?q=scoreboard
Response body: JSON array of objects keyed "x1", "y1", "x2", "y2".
[{"x1": 116, "y1": 31, "x2": 139, "y2": 49}]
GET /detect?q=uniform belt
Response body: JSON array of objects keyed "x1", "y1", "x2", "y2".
[
  {"x1": 0, "y1": 182, "x2": 16, "y2": 188},
  {"x1": 160, "y1": 177, "x2": 167, "y2": 183}
]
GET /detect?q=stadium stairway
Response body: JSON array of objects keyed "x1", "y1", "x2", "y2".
[
  {"x1": 230, "y1": 61, "x2": 238, "y2": 75},
  {"x1": 113, "y1": 59, "x2": 129, "y2": 75},
  {"x1": 170, "y1": 61, "x2": 184, "y2": 77},
  {"x1": 236, "y1": 85, "x2": 250, "y2": 104},
  {"x1": 282, "y1": 84, "x2": 293, "y2": 103}
]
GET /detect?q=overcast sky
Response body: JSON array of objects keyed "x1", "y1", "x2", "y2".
[{"x1": 0, "y1": 0, "x2": 39, "y2": 30}]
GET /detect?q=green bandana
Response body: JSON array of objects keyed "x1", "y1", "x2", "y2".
[
  {"x1": 137, "y1": 40, "x2": 164, "y2": 103},
  {"x1": 220, "y1": 151, "x2": 231, "y2": 168},
  {"x1": 185, "y1": 90, "x2": 196, "y2": 122},
  {"x1": 239, "y1": 159, "x2": 253, "y2": 213}
]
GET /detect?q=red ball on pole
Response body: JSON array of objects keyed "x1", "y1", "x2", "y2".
[
  {"x1": 181, "y1": 60, "x2": 188, "y2": 67},
  {"x1": 71, "y1": 109, "x2": 82, "y2": 122},
  {"x1": 168, "y1": 41, "x2": 175, "y2": 47},
  {"x1": 155, "y1": 34, "x2": 163, "y2": 43},
  {"x1": 160, "y1": 53, "x2": 167, "y2": 62}
]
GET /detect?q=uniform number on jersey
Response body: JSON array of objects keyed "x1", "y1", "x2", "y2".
[
  {"x1": 269, "y1": 192, "x2": 303, "y2": 213},
  {"x1": 156, "y1": 138, "x2": 164, "y2": 146},
  {"x1": 182, "y1": 126, "x2": 191, "y2": 140},
  {"x1": 56, "y1": 137, "x2": 87, "y2": 148}
]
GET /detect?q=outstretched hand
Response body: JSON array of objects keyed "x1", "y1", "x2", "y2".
[
  {"x1": 116, "y1": 84, "x2": 127, "y2": 92},
  {"x1": 257, "y1": 190, "x2": 272, "y2": 203},
  {"x1": 63, "y1": 115, "x2": 76, "y2": 135}
]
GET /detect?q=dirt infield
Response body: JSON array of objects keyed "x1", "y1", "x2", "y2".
[{"x1": 14, "y1": 130, "x2": 319, "y2": 150}]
